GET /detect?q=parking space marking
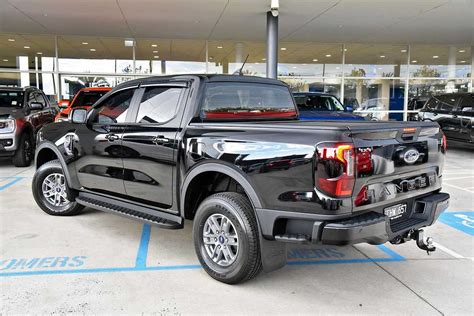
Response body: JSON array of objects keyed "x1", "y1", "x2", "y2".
[
  {"x1": 0, "y1": 176, "x2": 24, "y2": 191},
  {"x1": 439, "y1": 212, "x2": 474, "y2": 236},
  {"x1": 443, "y1": 182, "x2": 474, "y2": 193},
  {"x1": 135, "y1": 224, "x2": 151, "y2": 268},
  {"x1": 433, "y1": 242, "x2": 465, "y2": 259}
]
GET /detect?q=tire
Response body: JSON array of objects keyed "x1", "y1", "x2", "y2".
[
  {"x1": 12, "y1": 132, "x2": 33, "y2": 167},
  {"x1": 32, "y1": 159, "x2": 84, "y2": 216},
  {"x1": 193, "y1": 192, "x2": 262, "y2": 284}
]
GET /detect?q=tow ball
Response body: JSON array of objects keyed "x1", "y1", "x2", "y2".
[{"x1": 411, "y1": 229, "x2": 436, "y2": 255}]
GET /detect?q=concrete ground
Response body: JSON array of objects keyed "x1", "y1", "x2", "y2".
[{"x1": 0, "y1": 143, "x2": 473, "y2": 314}]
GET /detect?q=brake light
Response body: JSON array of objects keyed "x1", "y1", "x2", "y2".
[
  {"x1": 441, "y1": 133, "x2": 447, "y2": 152},
  {"x1": 356, "y1": 148, "x2": 373, "y2": 175},
  {"x1": 316, "y1": 143, "x2": 355, "y2": 197}
]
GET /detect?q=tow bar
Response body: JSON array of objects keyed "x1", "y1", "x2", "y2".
[
  {"x1": 390, "y1": 229, "x2": 436, "y2": 255},
  {"x1": 411, "y1": 229, "x2": 436, "y2": 254}
]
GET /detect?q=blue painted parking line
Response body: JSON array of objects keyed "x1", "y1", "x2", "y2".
[
  {"x1": 439, "y1": 212, "x2": 474, "y2": 236},
  {"x1": 0, "y1": 225, "x2": 405, "y2": 278},
  {"x1": 0, "y1": 176, "x2": 24, "y2": 190}
]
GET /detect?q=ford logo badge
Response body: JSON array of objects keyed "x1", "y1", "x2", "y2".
[{"x1": 403, "y1": 148, "x2": 420, "y2": 164}]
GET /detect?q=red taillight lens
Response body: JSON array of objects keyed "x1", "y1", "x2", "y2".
[
  {"x1": 354, "y1": 186, "x2": 369, "y2": 206},
  {"x1": 441, "y1": 133, "x2": 447, "y2": 152},
  {"x1": 356, "y1": 148, "x2": 373, "y2": 175},
  {"x1": 316, "y1": 143, "x2": 355, "y2": 197}
]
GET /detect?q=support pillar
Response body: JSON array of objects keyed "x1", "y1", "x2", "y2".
[{"x1": 266, "y1": 11, "x2": 278, "y2": 79}]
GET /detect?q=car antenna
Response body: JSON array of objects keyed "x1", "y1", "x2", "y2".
[{"x1": 233, "y1": 54, "x2": 250, "y2": 76}]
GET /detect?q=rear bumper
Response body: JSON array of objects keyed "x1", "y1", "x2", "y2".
[{"x1": 256, "y1": 192, "x2": 449, "y2": 245}]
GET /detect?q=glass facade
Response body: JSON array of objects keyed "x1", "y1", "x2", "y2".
[{"x1": 1, "y1": 33, "x2": 472, "y2": 121}]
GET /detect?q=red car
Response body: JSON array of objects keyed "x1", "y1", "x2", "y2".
[{"x1": 55, "y1": 87, "x2": 111, "y2": 122}]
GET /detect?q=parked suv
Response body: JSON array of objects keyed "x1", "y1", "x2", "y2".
[
  {"x1": 55, "y1": 87, "x2": 111, "y2": 122},
  {"x1": 32, "y1": 75, "x2": 449, "y2": 284},
  {"x1": 0, "y1": 87, "x2": 55, "y2": 166},
  {"x1": 418, "y1": 93, "x2": 473, "y2": 143}
]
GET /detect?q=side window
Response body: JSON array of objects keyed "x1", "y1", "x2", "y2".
[
  {"x1": 27, "y1": 91, "x2": 36, "y2": 107},
  {"x1": 34, "y1": 92, "x2": 47, "y2": 108},
  {"x1": 135, "y1": 87, "x2": 182, "y2": 123},
  {"x1": 437, "y1": 95, "x2": 457, "y2": 112},
  {"x1": 459, "y1": 95, "x2": 474, "y2": 114},
  {"x1": 94, "y1": 89, "x2": 135, "y2": 124}
]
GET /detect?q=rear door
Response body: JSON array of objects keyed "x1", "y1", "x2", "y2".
[
  {"x1": 121, "y1": 82, "x2": 189, "y2": 208},
  {"x1": 456, "y1": 94, "x2": 474, "y2": 142}
]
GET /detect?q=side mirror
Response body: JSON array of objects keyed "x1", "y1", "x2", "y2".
[
  {"x1": 70, "y1": 108, "x2": 87, "y2": 124},
  {"x1": 345, "y1": 105, "x2": 353, "y2": 112},
  {"x1": 58, "y1": 100, "x2": 70, "y2": 109},
  {"x1": 29, "y1": 102, "x2": 43, "y2": 110}
]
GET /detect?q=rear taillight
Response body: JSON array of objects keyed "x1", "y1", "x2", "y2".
[
  {"x1": 316, "y1": 143, "x2": 355, "y2": 197},
  {"x1": 441, "y1": 133, "x2": 447, "y2": 152},
  {"x1": 356, "y1": 148, "x2": 373, "y2": 175}
]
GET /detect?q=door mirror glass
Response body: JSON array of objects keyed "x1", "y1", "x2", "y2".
[
  {"x1": 29, "y1": 102, "x2": 43, "y2": 110},
  {"x1": 70, "y1": 108, "x2": 87, "y2": 124}
]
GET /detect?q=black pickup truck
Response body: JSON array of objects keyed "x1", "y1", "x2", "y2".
[{"x1": 32, "y1": 75, "x2": 449, "y2": 284}]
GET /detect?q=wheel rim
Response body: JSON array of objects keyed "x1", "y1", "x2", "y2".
[
  {"x1": 41, "y1": 173, "x2": 70, "y2": 207},
  {"x1": 203, "y1": 214, "x2": 239, "y2": 267}
]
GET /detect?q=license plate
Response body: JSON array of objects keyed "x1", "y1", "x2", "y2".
[{"x1": 384, "y1": 203, "x2": 407, "y2": 220}]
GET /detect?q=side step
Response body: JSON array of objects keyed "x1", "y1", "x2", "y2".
[
  {"x1": 275, "y1": 233, "x2": 311, "y2": 244},
  {"x1": 76, "y1": 192, "x2": 183, "y2": 229}
]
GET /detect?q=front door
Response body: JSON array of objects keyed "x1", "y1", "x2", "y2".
[
  {"x1": 73, "y1": 87, "x2": 138, "y2": 196},
  {"x1": 121, "y1": 84, "x2": 188, "y2": 208}
]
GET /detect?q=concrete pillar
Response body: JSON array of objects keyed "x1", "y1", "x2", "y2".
[
  {"x1": 161, "y1": 60, "x2": 166, "y2": 75},
  {"x1": 223, "y1": 59, "x2": 229, "y2": 74},
  {"x1": 235, "y1": 43, "x2": 244, "y2": 64},
  {"x1": 266, "y1": 11, "x2": 278, "y2": 79},
  {"x1": 448, "y1": 46, "x2": 457, "y2": 78}
]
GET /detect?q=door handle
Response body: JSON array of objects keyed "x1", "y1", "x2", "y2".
[
  {"x1": 105, "y1": 133, "x2": 120, "y2": 142},
  {"x1": 152, "y1": 136, "x2": 170, "y2": 145}
]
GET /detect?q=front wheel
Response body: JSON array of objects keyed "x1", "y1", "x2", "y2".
[
  {"x1": 193, "y1": 192, "x2": 262, "y2": 284},
  {"x1": 32, "y1": 160, "x2": 84, "y2": 216}
]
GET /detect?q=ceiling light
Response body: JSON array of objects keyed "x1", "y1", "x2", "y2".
[
  {"x1": 325, "y1": 54, "x2": 331, "y2": 57},
  {"x1": 262, "y1": 58, "x2": 266, "y2": 61},
  {"x1": 313, "y1": 59, "x2": 318, "y2": 62},
  {"x1": 458, "y1": 49, "x2": 465, "y2": 53},
  {"x1": 124, "y1": 39, "x2": 135, "y2": 47},
  {"x1": 37, "y1": 52, "x2": 43, "y2": 55},
  {"x1": 432, "y1": 55, "x2": 439, "y2": 59},
  {"x1": 90, "y1": 48, "x2": 96, "y2": 52},
  {"x1": 280, "y1": 47, "x2": 286, "y2": 51},
  {"x1": 401, "y1": 49, "x2": 407, "y2": 53},
  {"x1": 270, "y1": 0, "x2": 279, "y2": 17},
  {"x1": 3, "y1": 59, "x2": 8, "y2": 62},
  {"x1": 153, "y1": 50, "x2": 158, "y2": 53},
  {"x1": 151, "y1": 44, "x2": 158, "y2": 47},
  {"x1": 82, "y1": 42, "x2": 88, "y2": 45},
  {"x1": 154, "y1": 55, "x2": 159, "y2": 59},
  {"x1": 217, "y1": 46, "x2": 223, "y2": 49},
  {"x1": 460, "y1": 60, "x2": 466, "y2": 63},
  {"x1": 8, "y1": 39, "x2": 15, "y2": 42},
  {"x1": 343, "y1": 48, "x2": 348, "y2": 52},
  {"x1": 379, "y1": 55, "x2": 385, "y2": 58},
  {"x1": 412, "y1": 60, "x2": 417, "y2": 63},
  {"x1": 209, "y1": 57, "x2": 213, "y2": 60},
  {"x1": 24, "y1": 46, "x2": 30, "y2": 49}
]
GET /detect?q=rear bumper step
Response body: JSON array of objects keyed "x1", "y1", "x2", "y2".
[{"x1": 76, "y1": 192, "x2": 183, "y2": 229}]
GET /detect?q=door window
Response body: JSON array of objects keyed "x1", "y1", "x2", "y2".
[
  {"x1": 436, "y1": 95, "x2": 458, "y2": 112},
  {"x1": 459, "y1": 94, "x2": 474, "y2": 115},
  {"x1": 34, "y1": 92, "x2": 47, "y2": 108},
  {"x1": 135, "y1": 87, "x2": 182, "y2": 123},
  {"x1": 93, "y1": 89, "x2": 135, "y2": 124}
]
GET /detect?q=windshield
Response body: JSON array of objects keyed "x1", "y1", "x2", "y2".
[
  {"x1": 294, "y1": 94, "x2": 344, "y2": 112},
  {"x1": 201, "y1": 82, "x2": 297, "y2": 119},
  {"x1": 0, "y1": 91, "x2": 24, "y2": 108},
  {"x1": 72, "y1": 90, "x2": 109, "y2": 108}
]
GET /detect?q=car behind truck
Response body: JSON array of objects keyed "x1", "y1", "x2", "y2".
[{"x1": 32, "y1": 75, "x2": 449, "y2": 283}]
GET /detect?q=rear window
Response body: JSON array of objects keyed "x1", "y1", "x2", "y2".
[
  {"x1": 201, "y1": 82, "x2": 297, "y2": 119},
  {"x1": 72, "y1": 90, "x2": 109, "y2": 108},
  {"x1": 0, "y1": 91, "x2": 24, "y2": 108}
]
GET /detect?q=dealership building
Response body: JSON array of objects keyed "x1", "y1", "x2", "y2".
[{"x1": 0, "y1": 0, "x2": 472, "y2": 121}]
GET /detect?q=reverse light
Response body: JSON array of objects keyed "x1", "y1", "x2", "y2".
[{"x1": 441, "y1": 133, "x2": 447, "y2": 152}]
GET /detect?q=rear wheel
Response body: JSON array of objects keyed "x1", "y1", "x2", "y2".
[
  {"x1": 193, "y1": 192, "x2": 262, "y2": 284},
  {"x1": 12, "y1": 133, "x2": 33, "y2": 167},
  {"x1": 32, "y1": 160, "x2": 84, "y2": 216}
]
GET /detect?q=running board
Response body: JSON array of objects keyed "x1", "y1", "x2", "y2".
[{"x1": 76, "y1": 192, "x2": 183, "y2": 229}]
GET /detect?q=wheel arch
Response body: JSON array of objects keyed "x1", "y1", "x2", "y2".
[
  {"x1": 180, "y1": 162, "x2": 262, "y2": 220},
  {"x1": 35, "y1": 142, "x2": 78, "y2": 189}
]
